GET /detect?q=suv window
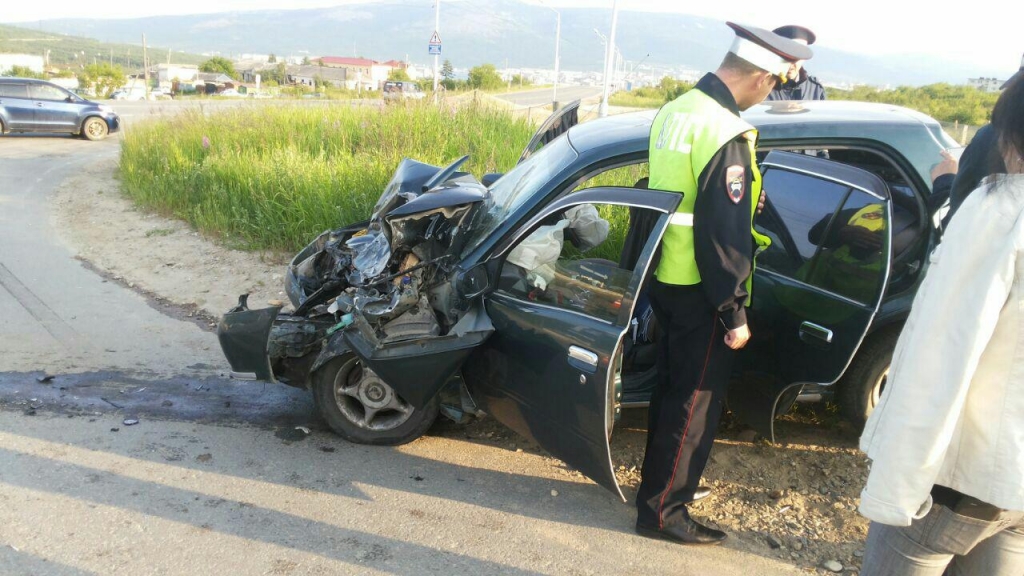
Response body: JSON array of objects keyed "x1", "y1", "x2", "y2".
[
  {"x1": 0, "y1": 83, "x2": 29, "y2": 98},
  {"x1": 30, "y1": 83, "x2": 70, "y2": 101},
  {"x1": 497, "y1": 202, "x2": 634, "y2": 323},
  {"x1": 756, "y1": 167, "x2": 888, "y2": 305}
]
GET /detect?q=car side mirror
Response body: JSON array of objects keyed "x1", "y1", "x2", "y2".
[
  {"x1": 456, "y1": 262, "x2": 491, "y2": 299},
  {"x1": 482, "y1": 173, "x2": 503, "y2": 187}
]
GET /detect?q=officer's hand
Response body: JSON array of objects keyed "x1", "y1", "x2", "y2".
[
  {"x1": 724, "y1": 324, "x2": 751, "y2": 350},
  {"x1": 757, "y1": 190, "x2": 767, "y2": 214}
]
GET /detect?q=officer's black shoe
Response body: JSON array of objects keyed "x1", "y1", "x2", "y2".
[
  {"x1": 635, "y1": 517, "x2": 727, "y2": 546},
  {"x1": 693, "y1": 485, "x2": 712, "y2": 501}
]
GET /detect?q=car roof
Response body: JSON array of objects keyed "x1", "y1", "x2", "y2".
[
  {"x1": 566, "y1": 100, "x2": 955, "y2": 192},
  {"x1": 0, "y1": 77, "x2": 53, "y2": 84}
]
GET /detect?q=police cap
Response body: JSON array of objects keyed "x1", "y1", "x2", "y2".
[
  {"x1": 726, "y1": 22, "x2": 814, "y2": 76},
  {"x1": 772, "y1": 25, "x2": 817, "y2": 46}
]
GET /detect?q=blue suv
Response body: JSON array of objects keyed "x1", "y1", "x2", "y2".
[{"x1": 0, "y1": 78, "x2": 121, "y2": 140}]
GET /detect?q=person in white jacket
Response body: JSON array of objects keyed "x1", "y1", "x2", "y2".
[{"x1": 858, "y1": 73, "x2": 1024, "y2": 574}]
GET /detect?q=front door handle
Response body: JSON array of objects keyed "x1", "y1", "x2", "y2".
[
  {"x1": 799, "y1": 321, "x2": 833, "y2": 344},
  {"x1": 36, "y1": 102, "x2": 44, "y2": 107},
  {"x1": 568, "y1": 345, "x2": 599, "y2": 373}
]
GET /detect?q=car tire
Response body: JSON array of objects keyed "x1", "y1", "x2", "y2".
[
  {"x1": 81, "y1": 117, "x2": 108, "y2": 141},
  {"x1": 312, "y1": 354, "x2": 439, "y2": 446},
  {"x1": 838, "y1": 329, "x2": 899, "y2": 429}
]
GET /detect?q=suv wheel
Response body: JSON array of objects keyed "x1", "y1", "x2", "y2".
[
  {"x1": 81, "y1": 117, "x2": 109, "y2": 141},
  {"x1": 312, "y1": 354, "x2": 439, "y2": 445},
  {"x1": 838, "y1": 330, "x2": 899, "y2": 429}
]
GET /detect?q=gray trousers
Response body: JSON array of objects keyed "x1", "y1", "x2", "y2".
[{"x1": 862, "y1": 504, "x2": 1024, "y2": 575}]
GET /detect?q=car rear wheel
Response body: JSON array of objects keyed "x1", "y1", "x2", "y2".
[
  {"x1": 81, "y1": 117, "x2": 108, "y2": 141},
  {"x1": 838, "y1": 330, "x2": 898, "y2": 429},
  {"x1": 312, "y1": 354, "x2": 439, "y2": 445}
]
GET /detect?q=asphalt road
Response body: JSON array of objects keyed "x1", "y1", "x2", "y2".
[
  {"x1": 492, "y1": 86, "x2": 603, "y2": 107},
  {"x1": 0, "y1": 114, "x2": 800, "y2": 575}
]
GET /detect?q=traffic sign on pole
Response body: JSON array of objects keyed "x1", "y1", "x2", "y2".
[{"x1": 428, "y1": 31, "x2": 442, "y2": 55}]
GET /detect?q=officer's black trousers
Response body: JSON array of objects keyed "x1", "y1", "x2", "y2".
[{"x1": 636, "y1": 280, "x2": 735, "y2": 528}]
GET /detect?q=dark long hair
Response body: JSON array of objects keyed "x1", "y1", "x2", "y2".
[{"x1": 992, "y1": 71, "x2": 1024, "y2": 170}]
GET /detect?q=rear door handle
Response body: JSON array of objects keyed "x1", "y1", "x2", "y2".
[
  {"x1": 36, "y1": 102, "x2": 44, "y2": 107},
  {"x1": 799, "y1": 321, "x2": 833, "y2": 344},
  {"x1": 568, "y1": 345, "x2": 599, "y2": 373}
]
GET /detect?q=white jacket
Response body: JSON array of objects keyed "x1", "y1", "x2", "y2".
[{"x1": 859, "y1": 174, "x2": 1024, "y2": 527}]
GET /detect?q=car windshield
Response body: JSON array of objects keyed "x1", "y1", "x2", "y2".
[{"x1": 462, "y1": 135, "x2": 578, "y2": 256}]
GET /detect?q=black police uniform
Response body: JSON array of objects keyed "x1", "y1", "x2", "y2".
[
  {"x1": 766, "y1": 68, "x2": 826, "y2": 101},
  {"x1": 636, "y1": 73, "x2": 760, "y2": 531}
]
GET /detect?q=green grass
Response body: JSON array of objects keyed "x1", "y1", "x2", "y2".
[
  {"x1": 608, "y1": 91, "x2": 666, "y2": 109},
  {"x1": 119, "y1": 102, "x2": 535, "y2": 252}
]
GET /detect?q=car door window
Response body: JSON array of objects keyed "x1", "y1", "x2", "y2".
[
  {"x1": 757, "y1": 167, "x2": 888, "y2": 304},
  {"x1": 801, "y1": 190, "x2": 887, "y2": 304},
  {"x1": 497, "y1": 202, "x2": 636, "y2": 323},
  {"x1": 756, "y1": 168, "x2": 848, "y2": 278},
  {"x1": 571, "y1": 162, "x2": 649, "y2": 192},
  {"x1": 0, "y1": 83, "x2": 29, "y2": 98},
  {"x1": 30, "y1": 84, "x2": 69, "y2": 101}
]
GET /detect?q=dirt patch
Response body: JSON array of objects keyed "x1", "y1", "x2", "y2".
[
  {"x1": 52, "y1": 158, "x2": 869, "y2": 574},
  {"x1": 52, "y1": 157, "x2": 290, "y2": 321}
]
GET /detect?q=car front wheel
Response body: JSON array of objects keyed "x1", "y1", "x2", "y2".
[
  {"x1": 838, "y1": 330, "x2": 899, "y2": 429},
  {"x1": 81, "y1": 117, "x2": 109, "y2": 141},
  {"x1": 312, "y1": 354, "x2": 439, "y2": 445}
]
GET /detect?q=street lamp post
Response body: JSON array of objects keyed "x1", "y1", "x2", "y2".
[
  {"x1": 540, "y1": 2, "x2": 561, "y2": 109},
  {"x1": 598, "y1": 0, "x2": 618, "y2": 118},
  {"x1": 432, "y1": 0, "x2": 440, "y2": 98}
]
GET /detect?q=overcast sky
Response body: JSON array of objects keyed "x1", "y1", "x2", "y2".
[{"x1": 3, "y1": 0, "x2": 1021, "y2": 73}]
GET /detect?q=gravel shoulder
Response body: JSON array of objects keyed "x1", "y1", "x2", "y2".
[{"x1": 52, "y1": 156, "x2": 871, "y2": 574}]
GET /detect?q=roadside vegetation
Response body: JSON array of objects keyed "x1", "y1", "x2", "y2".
[
  {"x1": 609, "y1": 77, "x2": 998, "y2": 129},
  {"x1": 119, "y1": 102, "x2": 534, "y2": 252}
]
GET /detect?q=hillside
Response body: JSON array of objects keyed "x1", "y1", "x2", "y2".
[
  {"x1": 0, "y1": 24, "x2": 205, "y2": 70},
  {"x1": 10, "y1": 0, "x2": 1005, "y2": 86}
]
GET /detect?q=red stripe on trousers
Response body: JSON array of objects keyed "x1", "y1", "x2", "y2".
[{"x1": 656, "y1": 317, "x2": 718, "y2": 529}]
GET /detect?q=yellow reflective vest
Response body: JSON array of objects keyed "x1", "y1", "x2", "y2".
[{"x1": 649, "y1": 89, "x2": 771, "y2": 304}]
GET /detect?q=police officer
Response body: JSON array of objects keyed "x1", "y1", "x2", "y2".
[
  {"x1": 635, "y1": 22, "x2": 812, "y2": 546},
  {"x1": 766, "y1": 25, "x2": 825, "y2": 101}
]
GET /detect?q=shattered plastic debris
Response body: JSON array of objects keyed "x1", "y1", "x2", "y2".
[
  {"x1": 295, "y1": 426, "x2": 310, "y2": 435},
  {"x1": 36, "y1": 375, "x2": 55, "y2": 383},
  {"x1": 123, "y1": 418, "x2": 139, "y2": 426}
]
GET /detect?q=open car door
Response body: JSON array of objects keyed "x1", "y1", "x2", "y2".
[
  {"x1": 517, "y1": 100, "x2": 581, "y2": 164},
  {"x1": 462, "y1": 187, "x2": 681, "y2": 499},
  {"x1": 730, "y1": 151, "x2": 893, "y2": 441}
]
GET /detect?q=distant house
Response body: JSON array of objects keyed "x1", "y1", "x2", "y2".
[
  {"x1": 156, "y1": 64, "x2": 199, "y2": 85},
  {"x1": 968, "y1": 77, "x2": 1004, "y2": 92},
  {"x1": 315, "y1": 56, "x2": 404, "y2": 90},
  {"x1": 0, "y1": 54, "x2": 45, "y2": 75},
  {"x1": 287, "y1": 65, "x2": 348, "y2": 88}
]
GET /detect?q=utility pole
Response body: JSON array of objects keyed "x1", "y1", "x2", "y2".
[
  {"x1": 505, "y1": 57, "x2": 510, "y2": 92},
  {"x1": 598, "y1": 0, "x2": 619, "y2": 118},
  {"x1": 432, "y1": 0, "x2": 440, "y2": 97},
  {"x1": 540, "y1": 2, "x2": 561, "y2": 109},
  {"x1": 142, "y1": 34, "x2": 150, "y2": 99}
]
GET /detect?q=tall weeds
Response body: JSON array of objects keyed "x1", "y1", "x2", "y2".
[{"x1": 119, "y1": 102, "x2": 534, "y2": 251}]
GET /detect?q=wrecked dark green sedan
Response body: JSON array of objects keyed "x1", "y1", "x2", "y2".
[{"x1": 219, "y1": 100, "x2": 960, "y2": 498}]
